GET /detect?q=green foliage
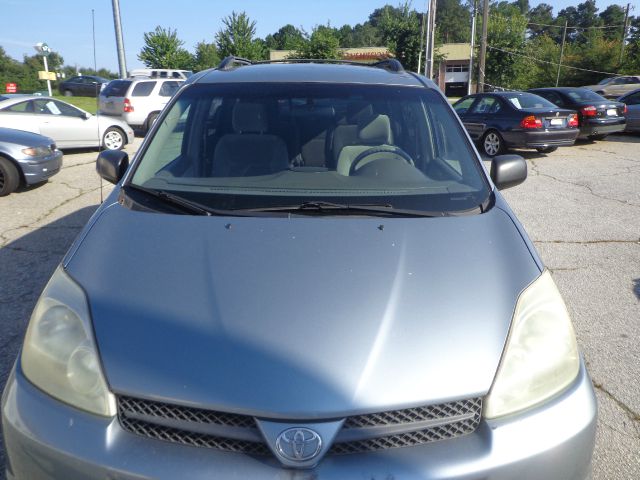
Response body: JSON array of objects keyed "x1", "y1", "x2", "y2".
[
  {"x1": 193, "y1": 41, "x2": 220, "y2": 72},
  {"x1": 138, "y1": 26, "x2": 194, "y2": 69},
  {"x1": 484, "y1": 12, "x2": 528, "y2": 89},
  {"x1": 265, "y1": 25, "x2": 306, "y2": 51},
  {"x1": 375, "y1": 3, "x2": 422, "y2": 72},
  {"x1": 215, "y1": 11, "x2": 266, "y2": 60},
  {"x1": 436, "y1": 0, "x2": 471, "y2": 44},
  {"x1": 292, "y1": 26, "x2": 341, "y2": 59}
]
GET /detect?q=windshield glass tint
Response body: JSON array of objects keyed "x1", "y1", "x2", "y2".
[
  {"x1": 506, "y1": 93, "x2": 557, "y2": 109},
  {"x1": 130, "y1": 83, "x2": 489, "y2": 213}
]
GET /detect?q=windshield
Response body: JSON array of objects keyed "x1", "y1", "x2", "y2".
[
  {"x1": 129, "y1": 82, "x2": 489, "y2": 213},
  {"x1": 505, "y1": 93, "x2": 557, "y2": 110}
]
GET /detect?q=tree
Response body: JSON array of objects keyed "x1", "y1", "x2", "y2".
[
  {"x1": 292, "y1": 26, "x2": 341, "y2": 59},
  {"x1": 436, "y1": 0, "x2": 471, "y2": 44},
  {"x1": 138, "y1": 26, "x2": 194, "y2": 69},
  {"x1": 265, "y1": 24, "x2": 305, "y2": 51},
  {"x1": 527, "y1": 3, "x2": 556, "y2": 39},
  {"x1": 215, "y1": 11, "x2": 265, "y2": 60},
  {"x1": 484, "y1": 10, "x2": 528, "y2": 89},
  {"x1": 375, "y1": 3, "x2": 422, "y2": 72},
  {"x1": 193, "y1": 41, "x2": 220, "y2": 71},
  {"x1": 599, "y1": 5, "x2": 626, "y2": 41}
]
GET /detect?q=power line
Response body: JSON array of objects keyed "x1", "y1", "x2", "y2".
[
  {"x1": 526, "y1": 21, "x2": 625, "y2": 30},
  {"x1": 486, "y1": 45, "x2": 622, "y2": 76}
]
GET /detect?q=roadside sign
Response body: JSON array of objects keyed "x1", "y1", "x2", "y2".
[
  {"x1": 35, "y1": 42, "x2": 51, "y2": 57},
  {"x1": 6, "y1": 83, "x2": 17, "y2": 93},
  {"x1": 38, "y1": 71, "x2": 57, "y2": 81}
]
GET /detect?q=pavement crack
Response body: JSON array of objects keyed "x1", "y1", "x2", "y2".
[{"x1": 593, "y1": 381, "x2": 640, "y2": 427}]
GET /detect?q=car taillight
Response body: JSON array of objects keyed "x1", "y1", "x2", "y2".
[
  {"x1": 123, "y1": 98, "x2": 134, "y2": 113},
  {"x1": 568, "y1": 113, "x2": 579, "y2": 128},
  {"x1": 623, "y1": 104, "x2": 628, "y2": 114},
  {"x1": 580, "y1": 106, "x2": 597, "y2": 117},
  {"x1": 520, "y1": 115, "x2": 542, "y2": 129}
]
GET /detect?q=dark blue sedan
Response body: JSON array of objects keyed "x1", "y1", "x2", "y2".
[{"x1": 453, "y1": 92, "x2": 579, "y2": 156}]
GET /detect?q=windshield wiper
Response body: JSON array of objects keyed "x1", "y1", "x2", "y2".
[
  {"x1": 240, "y1": 201, "x2": 450, "y2": 217},
  {"x1": 124, "y1": 184, "x2": 247, "y2": 217}
]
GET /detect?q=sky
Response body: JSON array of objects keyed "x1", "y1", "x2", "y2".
[{"x1": 0, "y1": 0, "x2": 627, "y2": 73}]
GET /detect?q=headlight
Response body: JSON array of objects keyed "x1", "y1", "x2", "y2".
[
  {"x1": 21, "y1": 146, "x2": 52, "y2": 157},
  {"x1": 21, "y1": 267, "x2": 116, "y2": 417},
  {"x1": 484, "y1": 270, "x2": 580, "y2": 419}
]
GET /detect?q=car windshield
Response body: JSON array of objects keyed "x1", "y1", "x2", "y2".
[
  {"x1": 566, "y1": 89, "x2": 606, "y2": 102},
  {"x1": 597, "y1": 77, "x2": 614, "y2": 85},
  {"x1": 505, "y1": 93, "x2": 557, "y2": 109},
  {"x1": 129, "y1": 82, "x2": 490, "y2": 214}
]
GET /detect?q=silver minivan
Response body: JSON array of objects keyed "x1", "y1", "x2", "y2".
[{"x1": 2, "y1": 58, "x2": 596, "y2": 480}]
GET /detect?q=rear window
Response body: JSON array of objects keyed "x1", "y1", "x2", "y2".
[
  {"x1": 504, "y1": 93, "x2": 556, "y2": 110},
  {"x1": 566, "y1": 89, "x2": 606, "y2": 102},
  {"x1": 103, "y1": 80, "x2": 132, "y2": 97},
  {"x1": 132, "y1": 81, "x2": 156, "y2": 97},
  {"x1": 159, "y1": 81, "x2": 181, "y2": 97}
]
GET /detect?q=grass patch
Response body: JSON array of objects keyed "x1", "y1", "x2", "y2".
[{"x1": 52, "y1": 95, "x2": 99, "y2": 114}]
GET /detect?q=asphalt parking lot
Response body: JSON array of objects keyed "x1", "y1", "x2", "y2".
[{"x1": 0, "y1": 134, "x2": 639, "y2": 478}]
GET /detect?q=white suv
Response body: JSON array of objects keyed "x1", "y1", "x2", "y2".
[{"x1": 99, "y1": 78, "x2": 183, "y2": 132}]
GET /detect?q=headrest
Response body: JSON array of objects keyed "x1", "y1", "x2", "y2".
[
  {"x1": 232, "y1": 102, "x2": 268, "y2": 133},
  {"x1": 358, "y1": 114, "x2": 392, "y2": 144},
  {"x1": 347, "y1": 103, "x2": 374, "y2": 124}
]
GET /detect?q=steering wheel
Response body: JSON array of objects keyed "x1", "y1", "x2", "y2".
[{"x1": 349, "y1": 146, "x2": 415, "y2": 175}]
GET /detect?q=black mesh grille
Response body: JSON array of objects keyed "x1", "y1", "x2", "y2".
[
  {"x1": 118, "y1": 395, "x2": 256, "y2": 428},
  {"x1": 119, "y1": 415, "x2": 271, "y2": 455},
  {"x1": 343, "y1": 397, "x2": 482, "y2": 429},
  {"x1": 117, "y1": 395, "x2": 482, "y2": 456}
]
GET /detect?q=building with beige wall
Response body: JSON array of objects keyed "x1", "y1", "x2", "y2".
[
  {"x1": 270, "y1": 47, "x2": 391, "y2": 62},
  {"x1": 436, "y1": 43, "x2": 472, "y2": 97}
]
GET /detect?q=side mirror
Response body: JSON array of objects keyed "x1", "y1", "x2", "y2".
[
  {"x1": 96, "y1": 149, "x2": 129, "y2": 184},
  {"x1": 490, "y1": 154, "x2": 527, "y2": 190},
  {"x1": 82, "y1": 112, "x2": 91, "y2": 120}
]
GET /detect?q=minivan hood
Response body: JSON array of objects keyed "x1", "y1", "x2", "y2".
[{"x1": 66, "y1": 201, "x2": 540, "y2": 418}]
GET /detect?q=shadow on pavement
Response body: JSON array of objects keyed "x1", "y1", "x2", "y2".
[
  {"x1": 633, "y1": 278, "x2": 640, "y2": 300},
  {"x1": 0, "y1": 205, "x2": 99, "y2": 473},
  {"x1": 603, "y1": 134, "x2": 640, "y2": 144}
]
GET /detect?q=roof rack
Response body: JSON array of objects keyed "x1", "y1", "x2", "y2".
[{"x1": 215, "y1": 56, "x2": 405, "y2": 73}]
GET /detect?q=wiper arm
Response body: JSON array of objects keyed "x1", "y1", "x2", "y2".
[
  {"x1": 242, "y1": 201, "x2": 449, "y2": 218},
  {"x1": 125, "y1": 184, "x2": 244, "y2": 217}
]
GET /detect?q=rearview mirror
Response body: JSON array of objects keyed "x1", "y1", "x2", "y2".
[
  {"x1": 96, "y1": 149, "x2": 129, "y2": 184},
  {"x1": 490, "y1": 154, "x2": 527, "y2": 190}
]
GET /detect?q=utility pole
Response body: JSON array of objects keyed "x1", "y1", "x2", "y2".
[
  {"x1": 424, "y1": 0, "x2": 432, "y2": 76},
  {"x1": 619, "y1": 3, "x2": 630, "y2": 64},
  {"x1": 469, "y1": 0, "x2": 477, "y2": 94},
  {"x1": 111, "y1": 0, "x2": 127, "y2": 78},
  {"x1": 418, "y1": 6, "x2": 427, "y2": 74},
  {"x1": 556, "y1": 21, "x2": 568, "y2": 87},
  {"x1": 477, "y1": 0, "x2": 489, "y2": 93},
  {"x1": 427, "y1": 0, "x2": 437, "y2": 78}
]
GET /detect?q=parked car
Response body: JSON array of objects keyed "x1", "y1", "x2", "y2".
[
  {"x1": 528, "y1": 87, "x2": 626, "y2": 140},
  {"x1": 0, "y1": 127, "x2": 63, "y2": 195},
  {"x1": 453, "y1": 91, "x2": 579, "y2": 156},
  {"x1": 99, "y1": 77, "x2": 184, "y2": 132},
  {"x1": 583, "y1": 75, "x2": 640, "y2": 99},
  {"x1": 2, "y1": 57, "x2": 596, "y2": 480},
  {"x1": 0, "y1": 96, "x2": 134, "y2": 150},
  {"x1": 617, "y1": 88, "x2": 640, "y2": 133},
  {"x1": 58, "y1": 75, "x2": 109, "y2": 97},
  {"x1": 129, "y1": 68, "x2": 193, "y2": 79}
]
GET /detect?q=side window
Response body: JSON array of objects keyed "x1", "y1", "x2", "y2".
[
  {"x1": 172, "y1": 72, "x2": 182, "y2": 78},
  {"x1": 470, "y1": 97, "x2": 497, "y2": 114},
  {"x1": 543, "y1": 91, "x2": 564, "y2": 107},
  {"x1": 488, "y1": 99, "x2": 502, "y2": 114},
  {"x1": 453, "y1": 97, "x2": 475, "y2": 115},
  {"x1": 54, "y1": 101, "x2": 85, "y2": 117},
  {"x1": 131, "y1": 81, "x2": 155, "y2": 97},
  {"x1": 3, "y1": 101, "x2": 33, "y2": 113},
  {"x1": 159, "y1": 81, "x2": 181, "y2": 97}
]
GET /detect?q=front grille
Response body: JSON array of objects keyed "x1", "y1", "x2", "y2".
[{"x1": 117, "y1": 395, "x2": 482, "y2": 456}]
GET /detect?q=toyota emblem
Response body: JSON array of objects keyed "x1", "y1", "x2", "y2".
[{"x1": 275, "y1": 428, "x2": 322, "y2": 462}]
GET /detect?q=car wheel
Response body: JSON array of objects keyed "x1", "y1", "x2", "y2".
[
  {"x1": 482, "y1": 130, "x2": 504, "y2": 157},
  {"x1": 588, "y1": 134, "x2": 608, "y2": 141},
  {"x1": 536, "y1": 147, "x2": 558, "y2": 153},
  {"x1": 103, "y1": 127, "x2": 126, "y2": 150},
  {"x1": 0, "y1": 156, "x2": 20, "y2": 196},
  {"x1": 64, "y1": 90, "x2": 73, "y2": 97},
  {"x1": 145, "y1": 112, "x2": 159, "y2": 134}
]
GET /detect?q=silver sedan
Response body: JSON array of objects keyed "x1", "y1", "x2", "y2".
[
  {"x1": 618, "y1": 88, "x2": 640, "y2": 132},
  {"x1": 0, "y1": 96, "x2": 134, "y2": 150}
]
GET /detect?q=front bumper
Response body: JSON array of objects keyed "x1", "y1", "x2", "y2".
[
  {"x1": 503, "y1": 128, "x2": 579, "y2": 149},
  {"x1": 17, "y1": 150, "x2": 63, "y2": 185},
  {"x1": 3, "y1": 357, "x2": 597, "y2": 480}
]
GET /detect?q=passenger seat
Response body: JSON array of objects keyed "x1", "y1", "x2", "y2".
[
  {"x1": 336, "y1": 114, "x2": 395, "y2": 176},
  {"x1": 212, "y1": 102, "x2": 289, "y2": 177}
]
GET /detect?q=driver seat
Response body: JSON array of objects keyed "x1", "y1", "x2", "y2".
[{"x1": 336, "y1": 114, "x2": 394, "y2": 176}]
